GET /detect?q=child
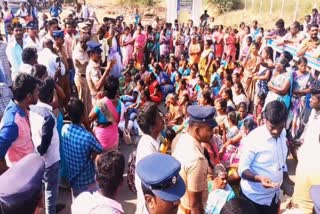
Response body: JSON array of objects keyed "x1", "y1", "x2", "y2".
[
  {"x1": 254, "y1": 92, "x2": 266, "y2": 126},
  {"x1": 159, "y1": 127, "x2": 176, "y2": 154}
]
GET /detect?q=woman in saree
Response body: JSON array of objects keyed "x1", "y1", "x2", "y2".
[
  {"x1": 154, "y1": 63, "x2": 174, "y2": 99},
  {"x1": 133, "y1": 25, "x2": 147, "y2": 67},
  {"x1": 264, "y1": 58, "x2": 292, "y2": 109},
  {"x1": 188, "y1": 35, "x2": 201, "y2": 65},
  {"x1": 145, "y1": 25, "x2": 156, "y2": 65},
  {"x1": 89, "y1": 76, "x2": 124, "y2": 150},
  {"x1": 199, "y1": 39, "x2": 215, "y2": 84},
  {"x1": 120, "y1": 27, "x2": 134, "y2": 66},
  {"x1": 147, "y1": 72, "x2": 162, "y2": 104},
  {"x1": 213, "y1": 25, "x2": 224, "y2": 59},
  {"x1": 206, "y1": 164, "x2": 236, "y2": 214},
  {"x1": 224, "y1": 27, "x2": 237, "y2": 62},
  {"x1": 288, "y1": 57, "x2": 312, "y2": 139},
  {"x1": 241, "y1": 42, "x2": 262, "y2": 111},
  {"x1": 174, "y1": 27, "x2": 185, "y2": 60},
  {"x1": 159, "y1": 29, "x2": 170, "y2": 57}
]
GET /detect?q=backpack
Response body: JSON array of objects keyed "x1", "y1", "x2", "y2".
[{"x1": 127, "y1": 150, "x2": 137, "y2": 193}]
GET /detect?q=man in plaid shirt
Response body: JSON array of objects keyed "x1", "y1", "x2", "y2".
[{"x1": 61, "y1": 98, "x2": 103, "y2": 198}]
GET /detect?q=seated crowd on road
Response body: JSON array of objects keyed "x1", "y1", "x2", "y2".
[{"x1": 0, "y1": 0, "x2": 320, "y2": 213}]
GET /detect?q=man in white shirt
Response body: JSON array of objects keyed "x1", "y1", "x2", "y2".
[
  {"x1": 38, "y1": 38, "x2": 65, "y2": 78},
  {"x1": 135, "y1": 102, "x2": 164, "y2": 214},
  {"x1": 239, "y1": 100, "x2": 292, "y2": 214},
  {"x1": 19, "y1": 47, "x2": 38, "y2": 74},
  {"x1": 6, "y1": 23, "x2": 25, "y2": 79},
  {"x1": 24, "y1": 21, "x2": 42, "y2": 53},
  {"x1": 30, "y1": 78, "x2": 60, "y2": 214},
  {"x1": 72, "y1": 150, "x2": 125, "y2": 214}
]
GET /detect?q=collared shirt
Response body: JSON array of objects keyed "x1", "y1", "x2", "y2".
[
  {"x1": 24, "y1": 36, "x2": 42, "y2": 53},
  {"x1": 64, "y1": 32, "x2": 74, "y2": 59},
  {"x1": 61, "y1": 123, "x2": 103, "y2": 191},
  {"x1": 38, "y1": 48, "x2": 66, "y2": 78},
  {"x1": 73, "y1": 43, "x2": 89, "y2": 75},
  {"x1": 0, "y1": 83, "x2": 13, "y2": 118},
  {"x1": 172, "y1": 132, "x2": 209, "y2": 212},
  {"x1": 86, "y1": 59, "x2": 102, "y2": 96},
  {"x1": 135, "y1": 134, "x2": 160, "y2": 214},
  {"x1": 0, "y1": 42, "x2": 12, "y2": 87},
  {"x1": 5, "y1": 39, "x2": 24, "y2": 78},
  {"x1": 300, "y1": 109, "x2": 320, "y2": 152},
  {"x1": 71, "y1": 191, "x2": 124, "y2": 214},
  {"x1": 0, "y1": 100, "x2": 34, "y2": 165},
  {"x1": 238, "y1": 125, "x2": 288, "y2": 206},
  {"x1": 30, "y1": 101, "x2": 60, "y2": 168}
]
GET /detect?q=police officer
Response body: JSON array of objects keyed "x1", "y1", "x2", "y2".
[
  {"x1": 86, "y1": 40, "x2": 113, "y2": 105},
  {"x1": 0, "y1": 153, "x2": 45, "y2": 214},
  {"x1": 136, "y1": 153, "x2": 186, "y2": 214},
  {"x1": 173, "y1": 105, "x2": 217, "y2": 214}
]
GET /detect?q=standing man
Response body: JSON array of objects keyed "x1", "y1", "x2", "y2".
[
  {"x1": 73, "y1": 34, "x2": 91, "y2": 116},
  {"x1": 0, "y1": 73, "x2": 40, "y2": 175},
  {"x1": 238, "y1": 100, "x2": 290, "y2": 214},
  {"x1": 60, "y1": 98, "x2": 103, "y2": 197},
  {"x1": 19, "y1": 47, "x2": 38, "y2": 74},
  {"x1": 24, "y1": 21, "x2": 42, "y2": 52},
  {"x1": 53, "y1": 30, "x2": 71, "y2": 107},
  {"x1": 72, "y1": 150, "x2": 125, "y2": 213},
  {"x1": 173, "y1": 105, "x2": 217, "y2": 214},
  {"x1": 136, "y1": 153, "x2": 186, "y2": 214},
  {"x1": 41, "y1": 19, "x2": 58, "y2": 45},
  {"x1": 289, "y1": 81, "x2": 320, "y2": 213},
  {"x1": 135, "y1": 102, "x2": 165, "y2": 214},
  {"x1": 86, "y1": 41, "x2": 113, "y2": 104},
  {"x1": 38, "y1": 38, "x2": 66, "y2": 80},
  {"x1": 30, "y1": 78, "x2": 60, "y2": 214},
  {"x1": 6, "y1": 23, "x2": 24, "y2": 78},
  {"x1": 0, "y1": 37, "x2": 12, "y2": 87}
]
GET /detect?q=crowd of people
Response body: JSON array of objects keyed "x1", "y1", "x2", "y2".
[{"x1": 0, "y1": 0, "x2": 319, "y2": 213}]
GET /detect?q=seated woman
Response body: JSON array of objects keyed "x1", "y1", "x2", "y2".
[
  {"x1": 177, "y1": 79, "x2": 190, "y2": 106},
  {"x1": 221, "y1": 87, "x2": 236, "y2": 111},
  {"x1": 121, "y1": 79, "x2": 145, "y2": 108},
  {"x1": 147, "y1": 72, "x2": 162, "y2": 104},
  {"x1": 214, "y1": 98, "x2": 228, "y2": 126},
  {"x1": 89, "y1": 76, "x2": 124, "y2": 151},
  {"x1": 221, "y1": 111, "x2": 239, "y2": 144},
  {"x1": 154, "y1": 63, "x2": 174, "y2": 99},
  {"x1": 199, "y1": 90, "x2": 214, "y2": 106},
  {"x1": 237, "y1": 102, "x2": 254, "y2": 128},
  {"x1": 119, "y1": 71, "x2": 136, "y2": 96},
  {"x1": 233, "y1": 82, "x2": 249, "y2": 108},
  {"x1": 219, "y1": 118, "x2": 257, "y2": 183},
  {"x1": 178, "y1": 58, "x2": 191, "y2": 76},
  {"x1": 206, "y1": 164, "x2": 236, "y2": 214}
]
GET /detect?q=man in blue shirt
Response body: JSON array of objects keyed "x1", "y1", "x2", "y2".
[
  {"x1": 61, "y1": 98, "x2": 103, "y2": 197},
  {"x1": 238, "y1": 101, "x2": 293, "y2": 214},
  {"x1": 49, "y1": 1, "x2": 62, "y2": 19},
  {"x1": 0, "y1": 73, "x2": 40, "y2": 175}
]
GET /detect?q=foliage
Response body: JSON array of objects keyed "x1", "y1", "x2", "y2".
[
  {"x1": 119, "y1": 0, "x2": 153, "y2": 6},
  {"x1": 208, "y1": 0, "x2": 243, "y2": 14}
]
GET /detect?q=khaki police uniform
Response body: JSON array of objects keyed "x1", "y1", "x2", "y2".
[{"x1": 173, "y1": 132, "x2": 209, "y2": 214}]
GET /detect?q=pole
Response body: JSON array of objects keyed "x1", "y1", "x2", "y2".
[
  {"x1": 270, "y1": 0, "x2": 273, "y2": 14},
  {"x1": 294, "y1": 0, "x2": 299, "y2": 21},
  {"x1": 252, "y1": 0, "x2": 255, "y2": 10},
  {"x1": 244, "y1": 0, "x2": 247, "y2": 11},
  {"x1": 280, "y1": 0, "x2": 285, "y2": 18},
  {"x1": 259, "y1": 0, "x2": 262, "y2": 15}
]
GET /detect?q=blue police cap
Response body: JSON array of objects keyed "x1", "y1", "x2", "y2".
[
  {"x1": 52, "y1": 30, "x2": 64, "y2": 38},
  {"x1": 0, "y1": 154, "x2": 45, "y2": 206},
  {"x1": 136, "y1": 153, "x2": 186, "y2": 202},
  {"x1": 86, "y1": 40, "x2": 103, "y2": 53},
  {"x1": 187, "y1": 105, "x2": 217, "y2": 128},
  {"x1": 25, "y1": 21, "x2": 38, "y2": 29},
  {"x1": 311, "y1": 185, "x2": 320, "y2": 213}
]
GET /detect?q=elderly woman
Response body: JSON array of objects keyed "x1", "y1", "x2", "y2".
[
  {"x1": 188, "y1": 35, "x2": 201, "y2": 65},
  {"x1": 206, "y1": 164, "x2": 236, "y2": 214},
  {"x1": 264, "y1": 58, "x2": 292, "y2": 109},
  {"x1": 89, "y1": 76, "x2": 124, "y2": 150}
]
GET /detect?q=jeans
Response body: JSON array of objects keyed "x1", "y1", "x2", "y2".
[{"x1": 43, "y1": 161, "x2": 60, "y2": 214}]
